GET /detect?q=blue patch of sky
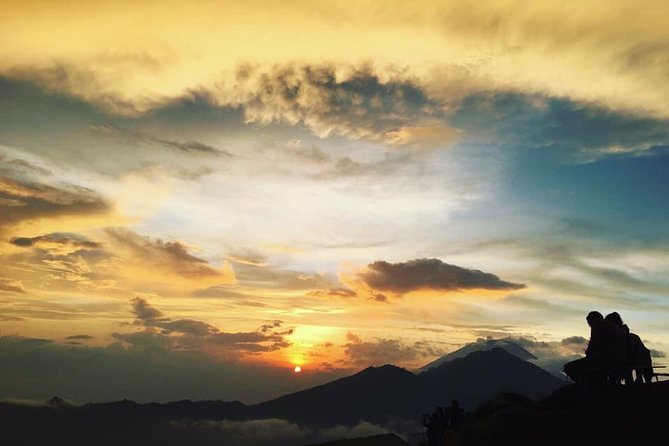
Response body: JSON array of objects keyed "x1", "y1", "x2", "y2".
[{"x1": 450, "y1": 93, "x2": 669, "y2": 245}]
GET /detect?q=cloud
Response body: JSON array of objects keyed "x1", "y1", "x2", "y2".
[
  {"x1": 2, "y1": 1, "x2": 667, "y2": 134},
  {"x1": 172, "y1": 418, "x2": 398, "y2": 446},
  {"x1": 120, "y1": 297, "x2": 292, "y2": 354},
  {"x1": 1, "y1": 227, "x2": 235, "y2": 300},
  {"x1": 226, "y1": 249, "x2": 268, "y2": 267},
  {"x1": 468, "y1": 238, "x2": 669, "y2": 304},
  {"x1": 452, "y1": 94, "x2": 669, "y2": 162},
  {"x1": 358, "y1": 258, "x2": 525, "y2": 294},
  {"x1": 229, "y1": 261, "x2": 333, "y2": 291},
  {"x1": 486, "y1": 335, "x2": 637, "y2": 377},
  {"x1": 105, "y1": 228, "x2": 236, "y2": 284},
  {"x1": 561, "y1": 336, "x2": 587, "y2": 346},
  {"x1": 650, "y1": 349, "x2": 666, "y2": 358},
  {"x1": 65, "y1": 335, "x2": 93, "y2": 340},
  {"x1": 307, "y1": 287, "x2": 358, "y2": 299},
  {"x1": 1, "y1": 231, "x2": 114, "y2": 294},
  {"x1": 343, "y1": 332, "x2": 446, "y2": 367},
  {"x1": 89, "y1": 123, "x2": 231, "y2": 156},
  {"x1": 208, "y1": 64, "x2": 458, "y2": 147},
  {"x1": 130, "y1": 296, "x2": 164, "y2": 321},
  {"x1": 0, "y1": 278, "x2": 26, "y2": 294},
  {"x1": 0, "y1": 158, "x2": 109, "y2": 232},
  {"x1": 10, "y1": 233, "x2": 102, "y2": 251},
  {"x1": 0, "y1": 155, "x2": 52, "y2": 177}
]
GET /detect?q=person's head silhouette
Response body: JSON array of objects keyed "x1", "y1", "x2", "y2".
[
  {"x1": 586, "y1": 311, "x2": 603, "y2": 327},
  {"x1": 605, "y1": 312, "x2": 623, "y2": 326}
]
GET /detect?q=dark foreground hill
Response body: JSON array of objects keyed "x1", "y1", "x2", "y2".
[
  {"x1": 460, "y1": 380, "x2": 669, "y2": 445},
  {"x1": 306, "y1": 433, "x2": 409, "y2": 446}
]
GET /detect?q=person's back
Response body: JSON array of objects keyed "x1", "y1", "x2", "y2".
[
  {"x1": 587, "y1": 317, "x2": 628, "y2": 371},
  {"x1": 605, "y1": 312, "x2": 652, "y2": 382},
  {"x1": 628, "y1": 332, "x2": 653, "y2": 382}
]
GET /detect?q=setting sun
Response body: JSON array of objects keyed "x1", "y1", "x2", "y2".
[{"x1": 294, "y1": 366, "x2": 302, "y2": 373}]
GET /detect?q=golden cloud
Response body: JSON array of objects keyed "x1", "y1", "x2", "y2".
[{"x1": 0, "y1": 0, "x2": 665, "y2": 124}]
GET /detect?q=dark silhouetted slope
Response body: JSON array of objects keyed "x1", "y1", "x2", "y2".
[
  {"x1": 306, "y1": 433, "x2": 409, "y2": 446},
  {"x1": 251, "y1": 364, "x2": 418, "y2": 425},
  {"x1": 462, "y1": 380, "x2": 669, "y2": 445},
  {"x1": 418, "y1": 347, "x2": 563, "y2": 408}
]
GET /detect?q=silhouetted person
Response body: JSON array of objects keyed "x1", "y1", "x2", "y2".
[
  {"x1": 423, "y1": 406, "x2": 449, "y2": 446},
  {"x1": 424, "y1": 402, "x2": 464, "y2": 446},
  {"x1": 564, "y1": 311, "x2": 628, "y2": 385},
  {"x1": 448, "y1": 399, "x2": 464, "y2": 431},
  {"x1": 605, "y1": 311, "x2": 653, "y2": 383}
]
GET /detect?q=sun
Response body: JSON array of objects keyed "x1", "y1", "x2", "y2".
[{"x1": 293, "y1": 366, "x2": 302, "y2": 373}]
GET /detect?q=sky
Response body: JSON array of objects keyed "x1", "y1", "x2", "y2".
[{"x1": 0, "y1": 0, "x2": 668, "y2": 404}]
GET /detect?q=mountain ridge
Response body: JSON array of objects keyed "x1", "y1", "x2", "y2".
[{"x1": 418, "y1": 338, "x2": 536, "y2": 372}]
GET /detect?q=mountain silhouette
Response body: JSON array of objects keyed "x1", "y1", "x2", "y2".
[
  {"x1": 0, "y1": 348, "x2": 566, "y2": 445},
  {"x1": 418, "y1": 347, "x2": 563, "y2": 406},
  {"x1": 252, "y1": 364, "x2": 418, "y2": 426},
  {"x1": 250, "y1": 348, "x2": 562, "y2": 426},
  {"x1": 419, "y1": 338, "x2": 536, "y2": 371}
]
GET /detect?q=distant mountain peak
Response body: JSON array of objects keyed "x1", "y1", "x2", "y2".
[
  {"x1": 357, "y1": 364, "x2": 414, "y2": 377},
  {"x1": 418, "y1": 338, "x2": 536, "y2": 372}
]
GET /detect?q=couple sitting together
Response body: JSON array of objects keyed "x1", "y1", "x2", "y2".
[{"x1": 564, "y1": 311, "x2": 653, "y2": 385}]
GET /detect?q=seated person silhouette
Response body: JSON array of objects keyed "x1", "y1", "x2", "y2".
[
  {"x1": 564, "y1": 311, "x2": 628, "y2": 385},
  {"x1": 605, "y1": 312, "x2": 653, "y2": 383}
]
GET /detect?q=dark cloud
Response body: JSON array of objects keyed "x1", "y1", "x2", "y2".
[
  {"x1": 561, "y1": 336, "x2": 587, "y2": 346},
  {"x1": 259, "y1": 320, "x2": 282, "y2": 333},
  {"x1": 159, "y1": 319, "x2": 219, "y2": 337},
  {"x1": 123, "y1": 298, "x2": 291, "y2": 354},
  {"x1": 307, "y1": 287, "x2": 358, "y2": 299},
  {"x1": 10, "y1": 233, "x2": 102, "y2": 250},
  {"x1": 215, "y1": 64, "x2": 458, "y2": 147},
  {"x1": 65, "y1": 335, "x2": 93, "y2": 340},
  {"x1": 105, "y1": 228, "x2": 230, "y2": 279},
  {"x1": 370, "y1": 292, "x2": 388, "y2": 302},
  {"x1": 89, "y1": 123, "x2": 231, "y2": 156},
  {"x1": 359, "y1": 258, "x2": 525, "y2": 294},
  {"x1": 343, "y1": 332, "x2": 446, "y2": 367},
  {"x1": 0, "y1": 168, "x2": 109, "y2": 231},
  {"x1": 129, "y1": 297, "x2": 219, "y2": 336},
  {"x1": 130, "y1": 297, "x2": 164, "y2": 321}
]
